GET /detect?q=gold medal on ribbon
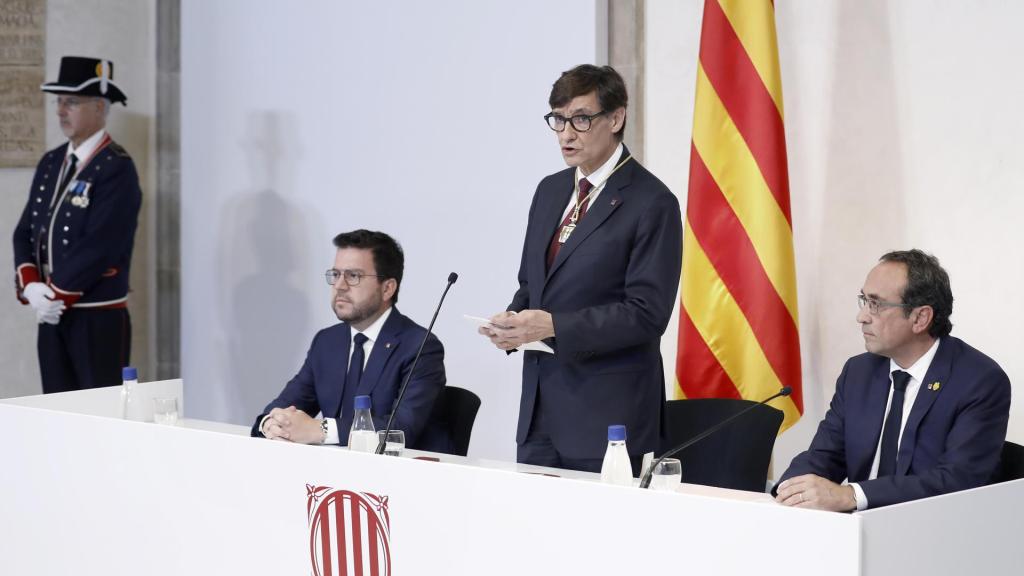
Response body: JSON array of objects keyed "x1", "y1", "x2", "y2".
[
  {"x1": 558, "y1": 223, "x2": 576, "y2": 243},
  {"x1": 557, "y1": 154, "x2": 633, "y2": 245}
]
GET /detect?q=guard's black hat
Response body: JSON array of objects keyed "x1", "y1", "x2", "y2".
[{"x1": 41, "y1": 56, "x2": 128, "y2": 105}]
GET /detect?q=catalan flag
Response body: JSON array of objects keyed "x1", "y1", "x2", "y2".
[{"x1": 676, "y1": 0, "x2": 803, "y2": 431}]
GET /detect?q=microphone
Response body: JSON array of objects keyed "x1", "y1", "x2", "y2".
[
  {"x1": 375, "y1": 272, "x2": 458, "y2": 454},
  {"x1": 638, "y1": 386, "x2": 792, "y2": 489}
]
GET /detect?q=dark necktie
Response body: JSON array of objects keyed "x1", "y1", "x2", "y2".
[
  {"x1": 59, "y1": 154, "x2": 78, "y2": 195},
  {"x1": 339, "y1": 332, "x2": 369, "y2": 418},
  {"x1": 546, "y1": 177, "x2": 593, "y2": 270},
  {"x1": 877, "y1": 370, "x2": 911, "y2": 477}
]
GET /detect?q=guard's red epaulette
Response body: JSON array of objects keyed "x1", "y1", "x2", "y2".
[{"x1": 107, "y1": 142, "x2": 131, "y2": 158}]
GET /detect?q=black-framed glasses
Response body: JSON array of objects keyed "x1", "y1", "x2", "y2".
[
  {"x1": 857, "y1": 294, "x2": 913, "y2": 315},
  {"x1": 544, "y1": 110, "x2": 607, "y2": 132},
  {"x1": 325, "y1": 268, "x2": 383, "y2": 287}
]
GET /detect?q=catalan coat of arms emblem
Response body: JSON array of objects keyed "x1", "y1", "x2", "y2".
[{"x1": 307, "y1": 485, "x2": 391, "y2": 576}]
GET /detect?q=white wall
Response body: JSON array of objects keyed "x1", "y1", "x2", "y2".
[
  {"x1": 647, "y1": 0, "x2": 1023, "y2": 471},
  {"x1": 0, "y1": 0, "x2": 155, "y2": 398},
  {"x1": 180, "y1": 0, "x2": 605, "y2": 460}
]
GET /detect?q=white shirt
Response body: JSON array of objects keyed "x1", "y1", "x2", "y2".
[
  {"x1": 558, "y1": 142, "x2": 625, "y2": 221},
  {"x1": 67, "y1": 128, "x2": 107, "y2": 164},
  {"x1": 261, "y1": 306, "x2": 393, "y2": 444},
  {"x1": 850, "y1": 338, "x2": 940, "y2": 510},
  {"x1": 56, "y1": 129, "x2": 107, "y2": 193}
]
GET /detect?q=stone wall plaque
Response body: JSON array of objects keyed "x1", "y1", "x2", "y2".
[{"x1": 0, "y1": 0, "x2": 46, "y2": 168}]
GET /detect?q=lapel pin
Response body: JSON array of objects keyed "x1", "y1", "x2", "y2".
[
  {"x1": 384, "y1": 342, "x2": 391, "y2": 349},
  {"x1": 610, "y1": 198, "x2": 619, "y2": 207},
  {"x1": 929, "y1": 382, "x2": 941, "y2": 391}
]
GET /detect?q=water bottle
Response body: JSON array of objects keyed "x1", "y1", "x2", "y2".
[
  {"x1": 120, "y1": 366, "x2": 145, "y2": 421},
  {"x1": 600, "y1": 424, "x2": 633, "y2": 487},
  {"x1": 348, "y1": 395, "x2": 377, "y2": 453}
]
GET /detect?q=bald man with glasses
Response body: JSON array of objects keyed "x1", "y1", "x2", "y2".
[{"x1": 774, "y1": 249, "x2": 1010, "y2": 511}]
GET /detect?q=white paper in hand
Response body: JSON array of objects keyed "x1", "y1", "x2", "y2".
[{"x1": 464, "y1": 314, "x2": 554, "y2": 354}]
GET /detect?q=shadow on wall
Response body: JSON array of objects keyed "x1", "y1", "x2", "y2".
[
  {"x1": 217, "y1": 111, "x2": 312, "y2": 424},
  {"x1": 812, "y1": 0, "x2": 907, "y2": 402}
]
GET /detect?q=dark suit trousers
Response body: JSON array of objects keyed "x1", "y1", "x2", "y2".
[
  {"x1": 518, "y1": 378, "x2": 644, "y2": 476},
  {"x1": 38, "y1": 308, "x2": 131, "y2": 393}
]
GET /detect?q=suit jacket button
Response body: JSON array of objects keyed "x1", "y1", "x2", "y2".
[
  {"x1": 63, "y1": 226, "x2": 69, "y2": 232},
  {"x1": 62, "y1": 239, "x2": 68, "y2": 245}
]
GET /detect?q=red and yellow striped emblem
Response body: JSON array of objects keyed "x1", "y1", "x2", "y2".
[{"x1": 676, "y1": 0, "x2": 802, "y2": 431}]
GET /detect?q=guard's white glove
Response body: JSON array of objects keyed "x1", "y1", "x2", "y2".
[
  {"x1": 37, "y1": 299, "x2": 65, "y2": 325},
  {"x1": 22, "y1": 282, "x2": 54, "y2": 309},
  {"x1": 23, "y1": 282, "x2": 65, "y2": 325}
]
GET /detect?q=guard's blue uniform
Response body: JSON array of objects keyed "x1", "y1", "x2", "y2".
[{"x1": 13, "y1": 136, "x2": 142, "y2": 392}]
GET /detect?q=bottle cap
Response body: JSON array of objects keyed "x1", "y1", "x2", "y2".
[
  {"x1": 354, "y1": 395, "x2": 371, "y2": 410},
  {"x1": 122, "y1": 366, "x2": 137, "y2": 381},
  {"x1": 608, "y1": 424, "x2": 626, "y2": 442}
]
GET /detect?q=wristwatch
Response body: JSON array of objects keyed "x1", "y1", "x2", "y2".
[{"x1": 320, "y1": 418, "x2": 329, "y2": 443}]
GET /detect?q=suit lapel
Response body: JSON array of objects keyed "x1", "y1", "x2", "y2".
[
  {"x1": 545, "y1": 148, "x2": 632, "y2": 282},
  {"x1": 897, "y1": 338, "x2": 951, "y2": 475},
  {"x1": 530, "y1": 170, "x2": 574, "y2": 286},
  {"x1": 357, "y1": 308, "x2": 403, "y2": 396},
  {"x1": 324, "y1": 325, "x2": 352, "y2": 418},
  {"x1": 851, "y1": 361, "x2": 893, "y2": 481},
  {"x1": 539, "y1": 170, "x2": 575, "y2": 244}
]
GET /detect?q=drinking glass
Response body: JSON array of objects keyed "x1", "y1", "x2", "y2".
[
  {"x1": 153, "y1": 396, "x2": 179, "y2": 426},
  {"x1": 650, "y1": 458, "x2": 682, "y2": 491},
  {"x1": 377, "y1": 430, "x2": 405, "y2": 456}
]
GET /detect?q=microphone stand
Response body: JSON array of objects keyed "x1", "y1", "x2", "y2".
[{"x1": 374, "y1": 272, "x2": 458, "y2": 455}]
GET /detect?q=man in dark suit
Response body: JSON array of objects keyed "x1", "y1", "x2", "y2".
[
  {"x1": 13, "y1": 56, "x2": 142, "y2": 393},
  {"x1": 776, "y1": 249, "x2": 1010, "y2": 511},
  {"x1": 252, "y1": 230, "x2": 449, "y2": 453},
  {"x1": 480, "y1": 65, "x2": 682, "y2": 473}
]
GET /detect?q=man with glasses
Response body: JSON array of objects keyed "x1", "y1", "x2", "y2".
[
  {"x1": 479, "y1": 65, "x2": 682, "y2": 474},
  {"x1": 774, "y1": 249, "x2": 1010, "y2": 510},
  {"x1": 252, "y1": 230, "x2": 450, "y2": 453},
  {"x1": 12, "y1": 56, "x2": 141, "y2": 393}
]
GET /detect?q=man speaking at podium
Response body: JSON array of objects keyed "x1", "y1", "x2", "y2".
[
  {"x1": 775, "y1": 250, "x2": 1010, "y2": 511},
  {"x1": 480, "y1": 65, "x2": 682, "y2": 474},
  {"x1": 252, "y1": 230, "x2": 449, "y2": 452}
]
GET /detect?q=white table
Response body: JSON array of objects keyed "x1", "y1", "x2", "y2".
[{"x1": 0, "y1": 380, "x2": 1018, "y2": 575}]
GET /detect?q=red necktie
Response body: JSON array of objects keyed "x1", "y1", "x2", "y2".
[{"x1": 546, "y1": 178, "x2": 593, "y2": 270}]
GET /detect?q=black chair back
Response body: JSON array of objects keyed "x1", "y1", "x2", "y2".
[
  {"x1": 429, "y1": 386, "x2": 481, "y2": 457},
  {"x1": 662, "y1": 398, "x2": 784, "y2": 492},
  {"x1": 991, "y1": 441, "x2": 1024, "y2": 483}
]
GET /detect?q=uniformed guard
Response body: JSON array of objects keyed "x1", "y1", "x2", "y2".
[{"x1": 12, "y1": 56, "x2": 142, "y2": 393}]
